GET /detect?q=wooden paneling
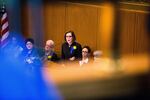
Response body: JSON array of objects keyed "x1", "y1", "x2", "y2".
[
  {"x1": 65, "y1": 3, "x2": 98, "y2": 51},
  {"x1": 43, "y1": 3, "x2": 66, "y2": 53},
  {"x1": 120, "y1": 10, "x2": 149, "y2": 55},
  {"x1": 97, "y1": 3, "x2": 115, "y2": 57},
  {"x1": 41, "y1": 2, "x2": 149, "y2": 56},
  {"x1": 134, "y1": 12, "x2": 149, "y2": 54},
  {"x1": 120, "y1": 11, "x2": 136, "y2": 55},
  {"x1": 21, "y1": 2, "x2": 30, "y2": 38}
]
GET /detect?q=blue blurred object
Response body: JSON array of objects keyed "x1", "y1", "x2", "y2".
[
  {"x1": 0, "y1": 52, "x2": 62, "y2": 99},
  {"x1": 1, "y1": 32, "x2": 25, "y2": 60}
]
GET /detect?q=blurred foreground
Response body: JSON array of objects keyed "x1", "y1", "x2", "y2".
[{"x1": 43, "y1": 53, "x2": 150, "y2": 100}]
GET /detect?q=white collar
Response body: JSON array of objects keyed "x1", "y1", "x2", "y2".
[
  {"x1": 79, "y1": 58, "x2": 89, "y2": 66},
  {"x1": 82, "y1": 58, "x2": 89, "y2": 63}
]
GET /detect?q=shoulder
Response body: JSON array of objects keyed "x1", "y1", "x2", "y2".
[
  {"x1": 62, "y1": 42, "x2": 68, "y2": 46},
  {"x1": 52, "y1": 51, "x2": 57, "y2": 56},
  {"x1": 32, "y1": 48, "x2": 39, "y2": 54},
  {"x1": 73, "y1": 42, "x2": 81, "y2": 46},
  {"x1": 74, "y1": 42, "x2": 81, "y2": 48}
]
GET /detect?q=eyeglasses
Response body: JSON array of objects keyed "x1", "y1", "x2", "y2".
[
  {"x1": 82, "y1": 51, "x2": 88, "y2": 53},
  {"x1": 26, "y1": 42, "x2": 33, "y2": 45},
  {"x1": 66, "y1": 35, "x2": 72, "y2": 38}
]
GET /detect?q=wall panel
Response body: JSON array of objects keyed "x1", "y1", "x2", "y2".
[
  {"x1": 65, "y1": 3, "x2": 98, "y2": 51},
  {"x1": 120, "y1": 9, "x2": 149, "y2": 55},
  {"x1": 41, "y1": 2, "x2": 150, "y2": 56},
  {"x1": 43, "y1": 3, "x2": 66, "y2": 53}
]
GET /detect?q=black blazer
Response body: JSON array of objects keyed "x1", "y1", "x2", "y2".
[
  {"x1": 61, "y1": 42, "x2": 82, "y2": 60},
  {"x1": 41, "y1": 51, "x2": 60, "y2": 62}
]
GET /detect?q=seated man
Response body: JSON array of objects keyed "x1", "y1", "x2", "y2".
[{"x1": 42, "y1": 40, "x2": 59, "y2": 62}]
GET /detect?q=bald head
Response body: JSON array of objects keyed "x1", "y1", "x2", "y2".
[
  {"x1": 45, "y1": 40, "x2": 55, "y2": 51},
  {"x1": 46, "y1": 40, "x2": 54, "y2": 46}
]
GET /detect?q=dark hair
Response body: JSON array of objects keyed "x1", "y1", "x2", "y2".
[
  {"x1": 25, "y1": 38, "x2": 34, "y2": 45},
  {"x1": 82, "y1": 46, "x2": 91, "y2": 53},
  {"x1": 64, "y1": 31, "x2": 76, "y2": 42}
]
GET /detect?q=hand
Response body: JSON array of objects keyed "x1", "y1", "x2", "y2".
[
  {"x1": 26, "y1": 58, "x2": 33, "y2": 64},
  {"x1": 69, "y1": 57, "x2": 75, "y2": 61}
]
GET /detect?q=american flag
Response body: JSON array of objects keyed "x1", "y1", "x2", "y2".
[{"x1": 0, "y1": 1, "x2": 9, "y2": 48}]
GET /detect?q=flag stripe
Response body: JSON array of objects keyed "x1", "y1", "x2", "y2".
[
  {"x1": 0, "y1": 35, "x2": 9, "y2": 48},
  {"x1": 1, "y1": 15, "x2": 8, "y2": 25},
  {"x1": 1, "y1": 31, "x2": 9, "y2": 42},
  {"x1": 1, "y1": 4, "x2": 9, "y2": 46},
  {"x1": 1, "y1": 26, "x2": 9, "y2": 36},
  {"x1": 2, "y1": 21, "x2": 8, "y2": 31},
  {"x1": 1, "y1": 13, "x2": 7, "y2": 21}
]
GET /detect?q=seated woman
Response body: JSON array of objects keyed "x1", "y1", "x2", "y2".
[
  {"x1": 79, "y1": 46, "x2": 92, "y2": 66},
  {"x1": 42, "y1": 40, "x2": 59, "y2": 62},
  {"x1": 23, "y1": 38, "x2": 41, "y2": 71}
]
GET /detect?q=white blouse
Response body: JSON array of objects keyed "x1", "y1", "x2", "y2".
[{"x1": 79, "y1": 58, "x2": 89, "y2": 66}]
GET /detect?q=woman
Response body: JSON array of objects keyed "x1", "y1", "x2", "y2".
[
  {"x1": 23, "y1": 38, "x2": 41, "y2": 71},
  {"x1": 61, "y1": 31, "x2": 82, "y2": 61},
  {"x1": 79, "y1": 46, "x2": 92, "y2": 66}
]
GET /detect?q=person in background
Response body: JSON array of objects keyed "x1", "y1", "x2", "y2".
[
  {"x1": 93, "y1": 50, "x2": 103, "y2": 63},
  {"x1": 42, "y1": 40, "x2": 59, "y2": 62},
  {"x1": 61, "y1": 31, "x2": 82, "y2": 62},
  {"x1": 79, "y1": 46, "x2": 92, "y2": 66},
  {"x1": 23, "y1": 38, "x2": 41, "y2": 71},
  {"x1": 1, "y1": 33, "x2": 24, "y2": 62},
  {"x1": 9, "y1": 37, "x2": 24, "y2": 58}
]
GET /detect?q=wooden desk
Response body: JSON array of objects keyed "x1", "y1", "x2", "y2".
[{"x1": 43, "y1": 54, "x2": 150, "y2": 99}]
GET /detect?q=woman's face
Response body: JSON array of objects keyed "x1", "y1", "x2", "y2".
[
  {"x1": 26, "y1": 41, "x2": 33, "y2": 50},
  {"x1": 82, "y1": 48, "x2": 89, "y2": 58},
  {"x1": 66, "y1": 32, "x2": 73, "y2": 44}
]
